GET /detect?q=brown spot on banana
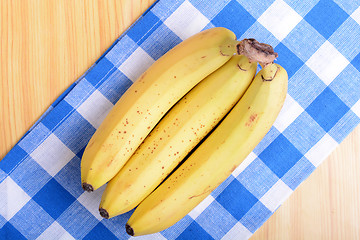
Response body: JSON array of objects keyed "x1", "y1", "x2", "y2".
[
  {"x1": 245, "y1": 114, "x2": 258, "y2": 127},
  {"x1": 107, "y1": 158, "x2": 114, "y2": 167},
  {"x1": 189, "y1": 189, "x2": 212, "y2": 199}
]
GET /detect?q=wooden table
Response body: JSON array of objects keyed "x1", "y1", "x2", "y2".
[{"x1": 1, "y1": 1, "x2": 359, "y2": 239}]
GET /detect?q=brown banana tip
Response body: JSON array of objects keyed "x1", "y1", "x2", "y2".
[
  {"x1": 99, "y1": 208, "x2": 109, "y2": 219},
  {"x1": 236, "y1": 38, "x2": 278, "y2": 67},
  {"x1": 82, "y1": 182, "x2": 94, "y2": 192},
  {"x1": 125, "y1": 223, "x2": 134, "y2": 236}
]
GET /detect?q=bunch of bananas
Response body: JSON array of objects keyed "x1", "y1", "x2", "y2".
[{"x1": 80, "y1": 27, "x2": 288, "y2": 236}]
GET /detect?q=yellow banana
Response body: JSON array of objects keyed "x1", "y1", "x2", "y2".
[
  {"x1": 125, "y1": 63, "x2": 288, "y2": 236},
  {"x1": 99, "y1": 55, "x2": 257, "y2": 218},
  {"x1": 81, "y1": 27, "x2": 240, "y2": 191}
]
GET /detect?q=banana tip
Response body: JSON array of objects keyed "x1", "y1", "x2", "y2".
[
  {"x1": 99, "y1": 208, "x2": 109, "y2": 219},
  {"x1": 82, "y1": 182, "x2": 94, "y2": 192},
  {"x1": 125, "y1": 223, "x2": 134, "y2": 236},
  {"x1": 125, "y1": 224, "x2": 134, "y2": 236}
]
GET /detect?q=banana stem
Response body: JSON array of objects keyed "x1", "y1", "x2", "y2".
[{"x1": 236, "y1": 38, "x2": 278, "y2": 67}]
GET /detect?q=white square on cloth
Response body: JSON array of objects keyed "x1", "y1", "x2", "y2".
[
  {"x1": 351, "y1": 6, "x2": 360, "y2": 25},
  {"x1": 231, "y1": 152, "x2": 258, "y2": 178},
  {"x1": 77, "y1": 185, "x2": 106, "y2": 221},
  {"x1": 118, "y1": 47, "x2": 155, "y2": 82},
  {"x1": 306, "y1": 41, "x2": 349, "y2": 85},
  {"x1": 273, "y1": 94, "x2": 304, "y2": 132},
  {"x1": 36, "y1": 221, "x2": 75, "y2": 240},
  {"x1": 76, "y1": 90, "x2": 114, "y2": 129},
  {"x1": 188, "y1": 195, "x2": 215, "y2": 220},
  {"x1": 30, "y1": 134, "x2": 75, "y2": 177},
  {"x1": 0, "y1": 177, "x2": 31, "y2": 221},
  {"x1": 130, "y1": 233, "x2": 167, "y2": 240},
  {"x1": 259, "y1": 179, "x2": 293, "y2": 212},
  {"x1": 305, "y1": 133, "x2": 338, "y2": 167},
  {"x1": 258, "y1": 0, "x2": 302, "y2": 41},
  {"x1": 164, "y1": 0, "x2": 210, "y2": 40},
  {"x1": 220, "y1": 222, "x2": 252, "y2": 240},
  {"x1": 352, "y1": 99, "x2": 360, "y2": 117}
]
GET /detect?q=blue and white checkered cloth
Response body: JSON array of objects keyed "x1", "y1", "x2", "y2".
[{"x1": 1, "y1": 0, "x2": 360, "y2": 239}]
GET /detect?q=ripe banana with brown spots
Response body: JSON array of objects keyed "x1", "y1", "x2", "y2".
[
  {"x1": 125, "y1": 63, "x2": 288, "y2": 236},
  {"x1": 80, "y1": 27, "x2": 277, "y2": 192},
  {"x1": 98, "y1": 55, "x2": 257, "y2": 219}
]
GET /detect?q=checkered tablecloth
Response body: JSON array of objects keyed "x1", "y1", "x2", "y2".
[{"x1": 1, "y1": 0, "x2": 360, "y2": 239}]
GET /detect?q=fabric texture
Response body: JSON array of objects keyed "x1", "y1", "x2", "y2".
[{"x1": 1, "y1": 0, "x2": 360, "y2": 239}]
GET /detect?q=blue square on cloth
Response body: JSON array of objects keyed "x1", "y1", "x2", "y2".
[
  {"x1": 253, "y1": 126, "x2": 280, "y2": 155},
  {"x1": 41, "y1": 100, "x2": 74, "y2": 131},
  {"x1": 104, "y1": 36, "x2": 139, "y2": 68},
  {"x1": 240, "y1": 21, "x2": 279, "y2": 48},
  {"x1": 76, "y1": 146, "x2": 86, "y2": 160},
  {"x1": 150, "y1": 0, "x2": 184, "y2": 20},
  {"x1": 84, "y1": 222, "x2": 117, "y2": 240},
  {"x1": 240, "y1": 201, "x2": 272, "y2": 233},
  {"x1": 177, "y1": 221, "x2": 213, "y2": 240},
  {"x1": 196, "y1": 201, "x2": 237, "y2": 239},
  {"x1": 161, "y1": 215, "x2": 193, "y2": 240},
  {"x1": 97, "y1": 70, "x2": 133, "y2": 105},
  {"x1": 9, "y1": 200, "x2": 54, "y2": 239},
  {"x1": 283, "y1": 112, "x2": 326, "y2": 155},
  {"x1": 86, "y1": 58, "x2": 117, "y2": 87},
  {"x1": 329, "y1": 18, "x2": 360, "y2": 61},
  {"x1": 33, "y1": 178, "x2": 76, "y2": 219},
  {"x1": 0, "y1": 169, "x2": 6, "y2": 183},
  {"x1": 304, "y1": 0, "x2": 348, "y2": 39},
  {"x1": 51, "y1": 82, "x2": 77, "y2": 108},
  {"x1": 127, "y1": 11, "x2": 162, "y2": 45},
  {"x1": 211, "y1": 174, "x2": 235, "y2": 199},
  {"x1": 282, "y1": 156, "x2": 316, "y2": 190},
  {"x1": 282, "y1": 19, "x2": 326, "y2": 62},
  {"x1": 237, "y1": 158, "x2": 279, "y2": 199},
  {"x1": 10, "y1": 156, "x2": 52, "y2": 197},
  {"x1": 0, "y1": 145, "x2": 28, "y2": 174},
  {"x1": 0, "y1": 214, "x2": 7, "y2": 229},
  {"x1": 0, "y1": 222, "x2": 26, "y2": 240},
  {"x1": 18, "y1": 123, "x2": 52, "y2": 154},
  {"x1": 329, "y1": 64, "x2": 360, "y2": 108},
  {"x1": 216, "y1": 179, "x2": 258, "y2": 220},
  {"x1": 284, "y1": 0, "x2": 319, "y2": 17},
  {"x1": 333, "y1": 0, "x2": 359, "y2": 15},
  {"x1": 306, "y1": 87, "x2": 350, "y2": 132},
  {"x1": 57, "y1": 200, "x2": 99, "y2": 239},
  {"x1": 140, "y1": 23, "x2": 182, "y2": 60},
  {"x1": 189, "y1": 0, "x2": 230, "y2": 20},
  {"x1": 64, "y1": 79, "x2": 96, "y2": 109},
  {"x1": 237, "y1": 0, "x2": 275, "y2": 19},
  {"x1": 212, "y1": 0, "x2": 256, "y2": 37},
  {"x1": 259, "y1": 134, "x2": 303, "y2": 178},
  {"x1": 274, "y1": 43, "x2": 304, "y2": 78},
  {"x1": 54, "y1": 155, "x2": 83, "y2": 198},
  {"x1": 52, "y1": 110, "x2": 96, "y2": 154},
  {"x1": 328, "y1": 110, "x2": 360, "y2": 143},
  {"x1": 352, "y1": 52, "x2": 360, "y2": 72},
  {"x1": 288, "y1": 65, "x2": 327, "y2": 109}
]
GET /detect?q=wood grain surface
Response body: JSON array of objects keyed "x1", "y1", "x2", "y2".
[{"x1": 1, "y1": 1, "x2": 359, "y2": 239}]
